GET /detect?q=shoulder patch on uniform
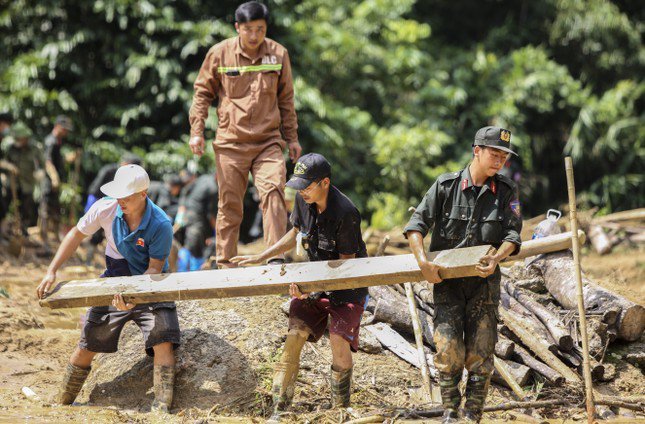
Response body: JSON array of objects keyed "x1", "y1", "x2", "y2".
[
  {"x1": 510, "y1": 200, "x2": 521, "y2": 217},
  {"x1": 437, "y1": 171, "x2": 461, "y2": 184}
]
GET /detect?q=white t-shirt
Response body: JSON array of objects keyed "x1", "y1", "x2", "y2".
[{"x1": 77, "y1": 197, "x2": 123, "y2": 259}]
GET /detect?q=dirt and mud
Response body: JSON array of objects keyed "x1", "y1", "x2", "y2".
[{"x1": 0, "y1": 237, "x2": 643, "y2": 423}]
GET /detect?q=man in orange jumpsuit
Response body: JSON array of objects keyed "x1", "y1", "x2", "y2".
[{"x1": 188, "y1": 1, "x2": 301, "y2": 267}]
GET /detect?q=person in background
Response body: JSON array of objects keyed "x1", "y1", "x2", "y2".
[
  {"x1": 5, "y1": 123, "x2": 43, "y2": 238},
  {"x1": 41, "y1": 115, "x2": 73, "y2": 248}
]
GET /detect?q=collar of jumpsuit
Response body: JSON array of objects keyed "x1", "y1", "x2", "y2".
[{"x1": 234, "y1": 36, "x2": 268, "y2": 61}]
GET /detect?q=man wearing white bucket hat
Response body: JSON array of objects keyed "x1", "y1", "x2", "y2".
[{"x1": 37, "y1": 164, "x2": 179, "y2": 413}]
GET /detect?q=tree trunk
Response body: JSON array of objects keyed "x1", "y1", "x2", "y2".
[
  {"x1": 370, "y1": 286, "x2": 434, "y2": 347},
  {"x1": 500, "y1": 291, "x2": 559, "y2": 353},
  {"x1": 499, "y1": 307, "x2": 580, "y2": 383},
  {"x1": 534, "y1": 251, "x2": 645, "y2": 342},
  {"x1": 504, "y1": 280, "x2": 573, "y2": 351},
  {"x1": 495, "y1": 339, "x2": 515, "y2": 359},
  {"x1": 510, "y1": 342, "x2": 565, "y2": 386}
]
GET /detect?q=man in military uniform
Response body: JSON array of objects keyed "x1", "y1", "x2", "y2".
[
  {"x1": 5, "y1": 123, "x2": 43, "y2": 237},
  {"x1": 404, "y1": 126, "x2": 522, "y2": 423},
  {"x1": 175, "y1": 173, "x2": 218, "y2": 270},
  {"x1": 188, "y1": 1, "x2": 301, "y2": 268},
  {"x1": 41, "y1": 115, "x2": 73, "y2": 247},
  {"x1": 232, "y1": 154, "x2": 368, "y2": 422}
]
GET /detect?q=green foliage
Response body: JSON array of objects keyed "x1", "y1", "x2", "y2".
[{"x1": 1, "y1": 0, "x2": 642, "y2": 230}]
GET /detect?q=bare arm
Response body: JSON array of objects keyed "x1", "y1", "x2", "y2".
[
  {"x1": 37, "y1": 227, "x2": 87, "y2": 298},
  {"x1": 231, "y1": 227, "x2": 299, "y2": 266},
  {"x1": 407, "y1": 230, "x2": 443, "y2": 284},
  {"x1": 45, "y1": 160, "x2": 60, "y2": 188}
]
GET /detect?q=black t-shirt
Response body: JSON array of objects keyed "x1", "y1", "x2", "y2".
[
  {"x1": 289, "y1": 185, "x2": 368, "y2": 304},
  {"x1": 44, "y1": 133, "x2": 64, "y2": 176}
]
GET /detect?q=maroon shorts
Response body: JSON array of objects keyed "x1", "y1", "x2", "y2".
[{"x1": 288, "y1": 296, "x2": 366, "y2": 352}]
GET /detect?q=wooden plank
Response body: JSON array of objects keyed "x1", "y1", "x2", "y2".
[
  {"x1": 503, "y1": 230, "x2": 586, "y2": 262},
  {"x1": 40, "y1": 245, "x2": 493, "y2": 309},
  {"x1": 364, "y1": 323, "x2": 439, "y2": 380}
]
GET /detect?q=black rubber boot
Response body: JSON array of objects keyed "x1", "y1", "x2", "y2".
[
  {"x1": 267, "y1": 361, "x2": 299, "y2": 422},
  {"x1": 438, "y1": 372, "x2": 462, "y2": 423},
  {"x1": 56, "y1": 363, "x2": 90, "y2": 405},
  {"x1": 151, "y1": 365, "x2": 175, "y2": 413},
  {"x1": 330, "y1": 366, "x2": 352, "y2": 408},
  {"x1": 462, "y1": 373, "x2": 491, "y2": 423}
]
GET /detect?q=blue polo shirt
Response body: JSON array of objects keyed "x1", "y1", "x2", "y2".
[{"x1": 112, "y1": 198, "x2": 173, "y2": 275}]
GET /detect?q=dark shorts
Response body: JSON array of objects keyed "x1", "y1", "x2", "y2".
[
  {"x1": 288, "y1": 295, "x2": 368, "y2": 352},
  {"x1": 79, "y1": 304, "x2": 181, "y2": 357},
  {"x1": 78, "y1": 256, "x2": 181, "y2": 356}
]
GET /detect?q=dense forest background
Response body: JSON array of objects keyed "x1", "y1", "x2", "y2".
[{"x1": 1, "y1": 0, "x2": 643, "y2": 228}]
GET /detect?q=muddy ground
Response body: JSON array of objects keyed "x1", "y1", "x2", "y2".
[{"x1": 0, "y1": 235, "x2": 643, "y2": 423}]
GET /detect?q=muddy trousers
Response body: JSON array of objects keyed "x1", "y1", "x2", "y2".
[
  {"x1": 432, "y1": 276, "x2": 499, "y2": 419},
  {"x1": 214, "y1": 139, "x2": 287, "y2": 264}
]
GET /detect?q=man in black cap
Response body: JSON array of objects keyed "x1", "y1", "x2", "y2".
[
  {"x1": 82, "y1": 153, "x2": 142, "y2": 264},
  {"x1": 231, "y1": 153, "x2": 368, "y2": 421},
  {"x1": 404, "y1": 126, "x2": 523, "y2": 423},
  {"x1": 41, "y1": 115, "x2": 74, "y2": 247}
]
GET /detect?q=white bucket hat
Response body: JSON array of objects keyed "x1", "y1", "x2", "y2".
[{"x1": 100, "y1": 164, "x2": 150, "y2": 199}]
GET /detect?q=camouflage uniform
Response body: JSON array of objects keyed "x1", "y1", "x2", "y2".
[
  {"x1": 5, "y1": 124, "x2": 43, "y2": 235},
  {"x1": 404, "y1": 165, "x2": 522, "y2": 420}
]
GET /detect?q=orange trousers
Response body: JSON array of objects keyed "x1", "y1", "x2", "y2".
[{"x1": 213, "y1": 139, "x2": 287, "y2": 264}]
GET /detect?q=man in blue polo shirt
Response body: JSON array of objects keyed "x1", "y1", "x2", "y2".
[{"x1": 37, "y1": 164, "x2": 179, "y2": 413}]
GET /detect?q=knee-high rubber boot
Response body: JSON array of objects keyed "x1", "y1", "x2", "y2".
[
  {"x1": 438, "y1": 372, "x2": 462, "y2": 423},
  {"x1": 56, "y1": 363, "x2": 91, "y2": 405},
  {"x1": 268, "y1": 330, "x2": 308, "y2": 422},
  {"x1": 462, "y1": 373, "x2": 491, "y2": 422},
  {"x1": 330, "y1": 366, "x2": 352, "y2": 408},
  {"x1": 151, "y1": 365, "x2": 175, "y2": 413}
]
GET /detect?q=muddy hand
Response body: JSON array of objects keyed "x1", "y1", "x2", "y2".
[
  {"x1": 476, "y1": 254, "x2": 498, "y2": 277},
  {"x1": 37, "y1": 272, "x2": 57, "y2": 299},
  {"x1": 112, "y1": 294, "x2": 135, "y2": 311},
  {"x1": 418, "y1": 259, "x2": 443, "y2": 284},
  {"x1": 289, "y1": 283, "x2": 309, "y2": 300}
]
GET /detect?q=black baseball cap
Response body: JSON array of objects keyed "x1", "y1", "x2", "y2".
[
  {"x1": 473, "y1": 126, "x2": 518, "y2": 156},
  {"x1": 286, "y1": 153, "x2": 331, "y2": 190},
  {"x1": 55, "y1": 115, "x2": 73, "y2": 131}
]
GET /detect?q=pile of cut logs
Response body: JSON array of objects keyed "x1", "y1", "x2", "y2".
[{"x1": 356, "y1": 249, "x2": 644, "y2": 401}]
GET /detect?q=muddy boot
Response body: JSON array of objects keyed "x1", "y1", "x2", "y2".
[
  {"x1": 330, "y1": 366, "x2": 352, "y2": 408},
  {"x1": 461, "y1": 373, "x2": 491, "y2": 423},
  {"x1": 268, "y1": 360, "x2": 300, "y2": 422},
  {"x1": 438, "y1": 372, "x2": 462, "y2": 423},
  {"x1": 151, "y1": 365, "x2": 175, "y2": 413},
  {"x1": 56, "y1": 363, "x2": 90, "y2": 405}
]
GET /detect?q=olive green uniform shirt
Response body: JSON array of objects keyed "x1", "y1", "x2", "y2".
[{"x1": 404, "y1": 166, "x2": 522, "y2": 253}]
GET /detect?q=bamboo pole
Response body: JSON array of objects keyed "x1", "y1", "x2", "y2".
[
  {"x1": 404, "y1": 281, "x2": 438, "y2": 403},
  {"x1": 493, "y1": 356, "x2": 526, "y2": 399},
  {"x1": 565, "y1": 156, "x2": 595, "y2": 423}
]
